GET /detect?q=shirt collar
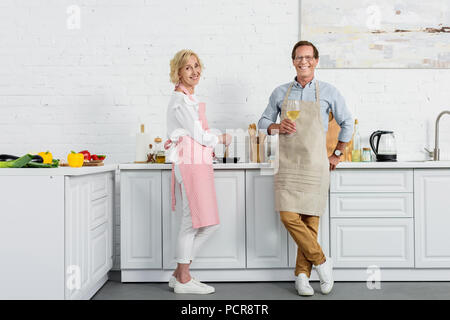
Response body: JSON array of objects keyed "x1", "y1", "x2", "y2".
[{"x1": 294, "y1": 76, "x2": 315, "y2": 88}]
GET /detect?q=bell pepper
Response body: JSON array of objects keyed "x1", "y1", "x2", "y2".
[
  {"x1": 79, "y1": 150, "x2": 91, "y2": 161},
  {"x1": 68, "y1": 151, "x2": 84, "y2": 167},
  {"x1": 38, "y1": 151, "x2": 53, "y2": 164}
]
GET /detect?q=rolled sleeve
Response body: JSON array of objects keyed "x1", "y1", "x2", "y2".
[{"x1": 258, "y1": 90, "x2": 281, "y2": 135}]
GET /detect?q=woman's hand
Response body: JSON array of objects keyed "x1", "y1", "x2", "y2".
[{"x1": 218, "y1": 133, "x2": 232, "y2": 146}]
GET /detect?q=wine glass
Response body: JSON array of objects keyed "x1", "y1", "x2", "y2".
[{"x1": 286, "y1": 102, "x2": 300, "y2": 137}]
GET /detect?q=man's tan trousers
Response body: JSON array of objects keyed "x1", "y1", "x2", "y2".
[{"x1": 280, "y1": 211, "x2": 326, "y2": 277}]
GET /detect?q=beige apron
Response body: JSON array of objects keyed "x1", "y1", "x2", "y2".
[{"x1": 274, "y1": 81, "x2": 329, "y2": 216}]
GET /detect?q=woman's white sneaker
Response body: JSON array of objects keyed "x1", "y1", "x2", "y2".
[
  {"x1": 295, "y1": 273, "x2": 314, "y2": 296},
  {"x1": 315, "y1": 257, "x2": 334, "y2": 294},
  {"x1": 174, "y1": 279, "x2": 215, "y2": 294},
  {"x1": 168, "y1": 275, "x2": 177, "y2": 288}
]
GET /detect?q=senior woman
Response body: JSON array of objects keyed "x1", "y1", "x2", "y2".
[{"x1": 165, "y1": 49, "x2": 231, "y2": 294}]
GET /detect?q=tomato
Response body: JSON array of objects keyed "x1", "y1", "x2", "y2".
[
  {"x1": 91, "y1": 154, "x2": 99, "y2": 161},
  {"x1": 79, "y1": 150, "x2": 91, "y2": 161}
]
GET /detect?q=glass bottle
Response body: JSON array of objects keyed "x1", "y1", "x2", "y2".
[
  {"x1": 154, "y1": 137, "x2": 166, "y2": 163},
  {"x1": 362, "y1": 147, "x2": 371, "y2": 162},
  {"x1": 147, "y1": 144, "x2": 155, "y2": 163},
  {"x1": 351, "y1": 119, "x2": 361, "y2": 162}
]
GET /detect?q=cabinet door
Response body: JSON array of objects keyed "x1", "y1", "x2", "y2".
[
  {"x1": 65, "y1": 175, "x2": 91, "y2": 300},
  {"x1": 330, "y1": 218, "x2": 414, "y2": 268},
  {"x1": 288, "y1": 200, "x2": 330, "y2": 267},
  {"x1": 89, "y1": 173, "x2": 114, "y2": 284},
  {"x1": 90, "y1": 222, "x2": 111, "y2": 282},
  {"x1": 414, "y1": 169, "x2": 450, "y2": 268},
  {"x1": 246, "y1": 171, "x2": 288, "y2": 268},
  {"x1": 162, "y1": 170, "x2": 246, "y2": 269},
  {"x1": 120, "y1": 171, "x2": 162, "y2": 269}
]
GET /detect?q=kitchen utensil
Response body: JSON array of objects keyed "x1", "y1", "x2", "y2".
[
  {"x1": 248, "y1": 123, "x2": 258, "y2": 162},
  {"x1": 258, "y1": 131, "x2": 267, "y2": 162},
  {"x1": 369, "y1": 130, "x2": 397, "y2": 162}
]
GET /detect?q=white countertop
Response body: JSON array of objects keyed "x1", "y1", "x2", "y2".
[
  {"x1": 4, "y1": 161, "x2": 448, "y2": 175},
  {"x1": 119, "y1": 161, "x2": 450, "y2": 170},
  {"x1": 0, "y1": 164, "x2": 117, "y2": 176}
]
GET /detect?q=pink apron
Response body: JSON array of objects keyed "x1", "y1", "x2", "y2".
[{"x1": 168, "y1": 84, "x2": 220, "y2": 229}]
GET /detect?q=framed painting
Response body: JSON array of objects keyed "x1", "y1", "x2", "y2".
[{"x1": 300, "y1": 0, "x2": 450, "y2": 68}]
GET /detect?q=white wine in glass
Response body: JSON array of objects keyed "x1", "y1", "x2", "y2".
[
  {"x1": 286, "y1": 107, "x2": 300, "y2": 136},
  {"x1": 287, "y1": 110, "x2": 300, "y2": 121}
]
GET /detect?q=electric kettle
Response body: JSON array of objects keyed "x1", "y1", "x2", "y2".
[{"x1": 369, "y1": 130, "x2": 397, "y2": 162}]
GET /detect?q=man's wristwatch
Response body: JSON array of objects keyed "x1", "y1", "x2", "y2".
[{"x1": 333, "y1": 149, "x2": 343, "y2": 157}]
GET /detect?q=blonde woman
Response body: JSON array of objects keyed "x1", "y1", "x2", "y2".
[{"x1": 165, "y1": 49, "x2": 231, "y2": 294}]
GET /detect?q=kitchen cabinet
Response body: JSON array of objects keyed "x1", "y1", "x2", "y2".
[
  {"x1": 119, "y1": 163, "x2": 450, "y2": 282},
  {"x1": 246, "y1": 171, "x2": 288, "y2": 268},
  {"x1": 330, "y1": 218, "x2": 414, "y2": 268},
  {"x1": 329, "y1": 169, "x2": 414, "y2": 268},
  {"x1": 0, "y1": 167, "x2": 115, "y2": 300},
  {"x1": 414, "y1": 169, "x2": 450, "y2": 268},
  {"x1": 120, "y1": 170, "x2": 162, "y2": 269},
  {"x1": 162, "y1": 170, "x2": 246, "y2": 269},
  {"x1": 65, "y1": 172, "x2": 114, "y2": 300}
]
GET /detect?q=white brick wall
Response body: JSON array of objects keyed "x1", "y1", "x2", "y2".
[{"x1": 1, "y1": 1, "x2": 449, "y2": 270}]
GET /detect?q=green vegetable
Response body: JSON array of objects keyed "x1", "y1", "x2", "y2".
[
  {"x1": 0, "y1": 154, "x2": 33, "y2": 168},
  {"x1": 25, "y1": 158, "x2": 60, "y2": 168}
]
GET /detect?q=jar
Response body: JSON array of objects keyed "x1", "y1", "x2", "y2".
[
  {"x1": 362, "y1": 147, "x2": 371, "y2": 162},
  {"x1": 154, "y1": 137, "x2": 165, "y2": 163}
]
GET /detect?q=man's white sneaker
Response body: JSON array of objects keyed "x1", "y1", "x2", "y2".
[
  {"x1": 295, "y1": 273, "x2": 314, "y2": 296},
  {"x1": 192, "y1": 278, "x2": 215, "y2": 292},
  {"x1": 168, "y1": 275, "x2": 177, "y2": 288},
  {"x1": 315, "y1": 257, "x2": 334, "y2": 294},
  {"x1": 174, "y1": 279, "x2": 215, "y2": 294}
]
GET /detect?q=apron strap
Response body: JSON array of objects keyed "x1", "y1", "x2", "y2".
[
  {"x1": 281, "y1": 82, "x2": 295, "y2": 109},
  {"x1": 176, "y1": 83, "x2": 196, "y2": 102},
  {"x1": 315, "y1": 81, "x2": 320, "y2": 103},
  {"x1": 171, "y1": 163, "x2": 176, "y2": 211}
]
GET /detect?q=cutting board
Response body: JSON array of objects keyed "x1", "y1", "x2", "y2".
[
  {"x1": 83, "y1": 161, "x2": 104, "y2": 166},
  {"x1": 326, "y1": 113, "x2": 353, "y2": 161},
  {"x1": 60, "y1": 161, "x2": 104, "y2": 167},
  {"x1": 326, "y1": 113, "x2": 340, "y2": 157}
]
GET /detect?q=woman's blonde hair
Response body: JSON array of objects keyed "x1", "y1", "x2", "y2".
[{"x1": 169, "y1": 49, "x2": 204, "y2": 84}]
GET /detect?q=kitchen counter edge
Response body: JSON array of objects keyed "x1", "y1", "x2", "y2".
[
  {"x1": 119, "y1": 161, "x2": 450, "y2": 170},
  {"x1": 0, "y1": 164, "x2": 118, "y2": 176}
]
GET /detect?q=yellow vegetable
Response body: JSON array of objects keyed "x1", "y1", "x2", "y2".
[
  {"x1": 67, "y1": 151, "x2": 84, "y2": 168},
  {"x1": 38, "y1": 151, "x2": 53, "y2": 164}
]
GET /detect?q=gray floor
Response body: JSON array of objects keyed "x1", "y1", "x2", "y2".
[{"x1": 91, "y1": 271, "x2": 450, "y2": 300}]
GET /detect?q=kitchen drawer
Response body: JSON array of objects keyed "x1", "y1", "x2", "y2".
[
  {"x1": 330, "y1": 169, "x2": 413, "y2": 193},
  {"x1": 90, "y1": 196, "x2": 109, "y2": 230},
  {"x1": 330, "y1": 193, "x2": 413, "y2": 218},
  {"x1": 331, "y1": 218, "x2": 414, "y2": 268},
  {"x1": 91, "y1": 174, "x2": 109, "y2": 201}
]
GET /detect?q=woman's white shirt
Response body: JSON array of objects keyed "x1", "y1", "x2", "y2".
[{"x1": 166, "y1": 91, "x2": 219, "y2": 162}]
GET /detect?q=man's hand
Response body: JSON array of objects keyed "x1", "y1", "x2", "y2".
[
  {"x1": 268, "y1": 119, "x2": 296, "y2": 135},
  {"x1": 328, "y1": 154, "x2": 341, "y2": 171}
]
